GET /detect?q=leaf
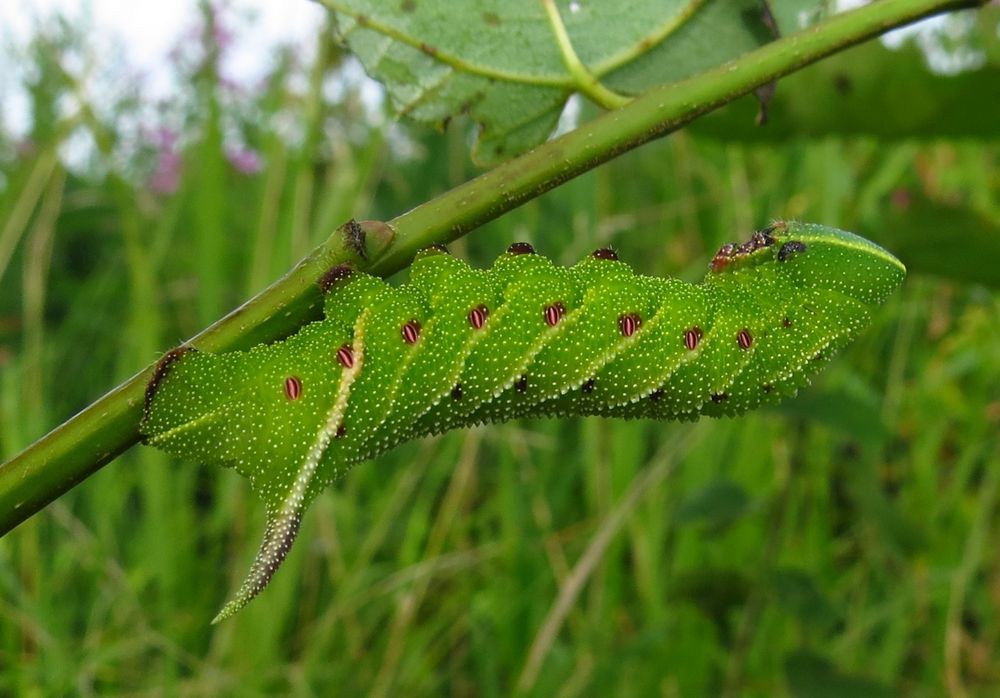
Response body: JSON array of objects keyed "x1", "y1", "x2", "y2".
[
  {"x1": 774, "y1": 381, "x2": 890, "y2": 449},
  {"x1": 785, "y1": 650, "x2": 896, "y2": 698},
  {"x1": 767, "y1": 567, "x2": 839, "y2": 632},
  {"x1": 692, "y1": 39, "x2": 1000, "y2": 141},
  {"x1": 322, "y1": 0, "x2": 791, "y2": 164},
  {"x1": 670, "y1": 567, "x2": 751, "y2": 639},
  {"x1": 673, "y1": 479, "x2": 753, "y2": 532},
  {"x1": 765, "y1": 0, "x2": 829, "y2": 36},
  {"x1": 876, "y1": 197, "x2": 1000, "y2": 289}
]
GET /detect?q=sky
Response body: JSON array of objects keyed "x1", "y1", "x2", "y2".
[
  {"x1": 1, "y1": 0, "x2": 325, "y2": 75},
  {"x1": 0, "y1": 0, "x2": 327, "y2": 135}
]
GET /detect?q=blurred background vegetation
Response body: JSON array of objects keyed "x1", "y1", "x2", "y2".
[{"x1": 1, "y1": 3, "x2": 998, "y2": 696}]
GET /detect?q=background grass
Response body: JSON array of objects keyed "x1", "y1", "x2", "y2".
[{"x1": 1, "y1": 6, "x2": 999, "y2": 697}]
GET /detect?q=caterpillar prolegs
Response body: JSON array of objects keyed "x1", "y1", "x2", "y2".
[{"x1": 140, "y1": 221, "x2": 906, "y2": 621}]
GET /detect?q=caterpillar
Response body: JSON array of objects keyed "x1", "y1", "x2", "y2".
[{"x1": 140, "y1": 220, "x2": 906, "y2": 622}]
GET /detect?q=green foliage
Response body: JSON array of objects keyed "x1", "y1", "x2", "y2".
[
  {"x1": 694, "y1": 35, "x2": 1000, "y2": 142},
  {"x1": 325, "y1": 0, "x2": 809, "y2": 163},
  {"x1": 1, "y1": 1, "x2": 999, "y2": 696}
]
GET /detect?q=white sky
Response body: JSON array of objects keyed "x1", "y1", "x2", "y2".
[
  {"x1": 0, "y1": 0, "x2": 325, "y2": 70},
  {"x1": 0, "y1": 0, "x2": 327, "y2": 134}
]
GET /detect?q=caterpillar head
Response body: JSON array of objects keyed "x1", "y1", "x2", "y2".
[{"x1": 710, "y1": 221, "x2": 906, "y2": 306}]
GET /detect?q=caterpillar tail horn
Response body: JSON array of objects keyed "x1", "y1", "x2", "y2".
[{"x1": 211, "y1": 503, "x2": 303, "y2": 624}]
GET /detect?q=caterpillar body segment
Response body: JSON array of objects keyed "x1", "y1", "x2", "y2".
[{"x1": 141, "y1": 221, "x2": 906, "y2": 620}]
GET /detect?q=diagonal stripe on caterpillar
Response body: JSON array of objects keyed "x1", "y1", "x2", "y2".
[{"x1": 140, "y1": 220, "x2": 906, "y2": 621}]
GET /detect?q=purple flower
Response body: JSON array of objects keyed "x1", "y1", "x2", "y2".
[
  {"x1": 207, "y1": 0, "x2": 235, "y2": 51},
  {"x1": 145, "y1": 126, "x2": 182, "y2": 195},
  {"x1": 149, "y1": 150, "x2": 182, "y2": 195},
  {"x1": 213, "y1": 21, "x2": 234, "y2": 51},
  {"x1": 151, "y1": 127, "x2": 178, "y2": 149},
  {"x1": 226, "y1": 146, "x2": 262, "y2": 175},
  {"x1": 15, "y1": 139, "x2": 37, "y2": 159}
]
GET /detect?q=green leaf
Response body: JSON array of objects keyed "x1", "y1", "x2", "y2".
[
  {"x1": 670, "y1": 567, "x2": 751, "y2": 638},
  {"x1": 767, "y1": 568, "x2": 839, "y2": 632},
  {"x1": 322, "y1": 0, "x2": 786, "y2": 164},
  {"x1": 693, "y1": 38, "x2": 1000, "y2": 140},
  {"x1": 785, "y1": 650, "x2": 896, "y2": 698},
  {"x1": 877, "y1": 197, "x2": 1000, "y2": 289},
  {"x1": 673, "y1": 479, "x2": 753, "y2": 532},
  {"x1": 774, "y1": 381, "x2": 890, "y2": 449},
  {"x1": 766, "y1": 0, "x2": 830, "y2": 36}
]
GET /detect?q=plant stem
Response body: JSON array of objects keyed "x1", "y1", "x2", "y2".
[{"x1": 0, "y1": 0, "x2": 981, "y2": 536}]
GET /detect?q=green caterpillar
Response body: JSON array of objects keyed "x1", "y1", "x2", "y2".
[{"x1": 141, "y1": 221, "x2": 905, "y2": 621}]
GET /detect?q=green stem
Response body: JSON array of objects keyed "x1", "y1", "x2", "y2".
[
  {"x1": 541, "y1": 0, "x2": 629, "y2": 108},
  {"x1": 0, "y1": 0, "x2": 981, "y2": 536}
]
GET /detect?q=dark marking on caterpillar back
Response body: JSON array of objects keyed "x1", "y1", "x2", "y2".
[
  {"x1": 451, "y1": 383, "x2": 463, "y2": 400},
  {"x1": 684, "y1": 326, "x2": 703, "y2": 351},
  {"x1": 516, "y1": 375, "x2": 528, "y2": 393},
  {"x1": 544, "y1": 302, "x2": 566, "y2": 327},
  {"x1": 507, "y1": 241, "x2": 535, "y2": 255},
  {"x1": 738, "y1": 329, "x2": 753, "y2": 350},
  {"x1": 336, "y1": 344, "x2": 355, "y2": 369},
  {"x1": 782, "y1": 317, "x2": 792, "y2": 328},
  {"x1": 740, "y1": 228, "x2": 777, "y2": 253},
  {"x1": 335, "y1": 425, "x2": 347, "y2": 439},
  {"x1": 649, "y1": 389, "x2": 664, "y2": 401},
  {"x1": 144, "y1": 346, "x2": 197, "y2": 417},
  {"x1": 581, "y1": 379, "x2": 595, "y2": 393},
  {"x1": 762, "y1": 384, "x2": 774, "y2": 393},
  {"x1": 778, "y1": 241, "x2": 807, "y2": 262},
  {"x1": 755, "y1": 222, "x2": 783, "y2": 239},
  {"x1": 468, "y1": 305, "x2": 489, "y2": 329},
  {"x1": 319, "y1": 264, "x2": 354, "y2": 293},
  {"x1": 592, "y1": 247, "x2": 618, "y2": 261},
  {"x1": 619, "y1": 313, "x2": 641, "y2": 337},
  {"x1": 401, "y1": 320, "x2": 421, "y2": 345},
  {"x1": 711, "y1": 392, "x2": 729, "y2": 403},
  {"x1": 711, "y1": 228, "x2": 779, "y2": 271},
  {"x1": 342, "y1": 219, "x2": 367, "y2": 261},
  {"x1": 711, "y1": 243, "x2": 738, "y2": 272},
  {"x1": 283, "y1": 376, "x2": 303, "y2": 400},
  {"x1": 423, "y1": 243, "x2": 450, "y2": 255}
]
